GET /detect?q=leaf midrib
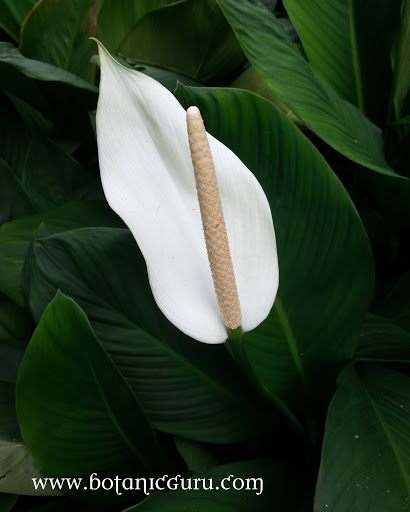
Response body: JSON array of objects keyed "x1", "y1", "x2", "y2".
[
  {"x1": 348, "y1": 0, "x2": 364, "y2": 112},
  {"x1": 89, "y1": 362, "x2": 153, "y2": 468},
  {"x1": 274, "y1": 296, "x2": 307, "y2": 394}
]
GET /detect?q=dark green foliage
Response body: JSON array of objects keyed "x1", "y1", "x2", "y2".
[{"x1": 0, "y1": 0, "x2": 409, "y2": 510}]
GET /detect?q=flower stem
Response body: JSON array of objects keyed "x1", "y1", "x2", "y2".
[{"x1": 226, "y1": 332, "x2": 304, "y2": 435}]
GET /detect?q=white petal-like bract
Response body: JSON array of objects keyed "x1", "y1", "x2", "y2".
[{"x1": 95, "y1": 41, "x2": 278, "y2": 343}]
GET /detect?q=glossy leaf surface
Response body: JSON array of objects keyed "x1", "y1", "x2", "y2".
[
  {"x1": 20, "y1": 0, "x2": 96, "y2": 82},
  {"x1": 16, "y1": 292, "x2": 167, "y2": 479},
  {"x1": 216, "y1": 0, "x2": 391, "y2": 174}
]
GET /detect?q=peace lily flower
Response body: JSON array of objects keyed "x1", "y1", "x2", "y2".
[{"x1": 94, "y1": 40, "x2": 279, "y2": 344}]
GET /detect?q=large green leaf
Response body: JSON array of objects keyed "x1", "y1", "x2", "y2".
[
  {"x1": 1, "y1": 332, "x2": 56, "y2": 502},
  {"x1": 20, "y1": 0, "x2": 96, "y2": 83},
  {"x1": 16, "y1": 292, "x2": 168, "y2": 481},
  {"x1": 216, "y1": 0, "x2": 392, "y2": 175},
  {"x1": 283, "y1": 0, "x2": 402, "y2": 125},
  {"x1": 0, "y1": 43, "x2": 97, "y2": 134},
  {"x1": 97, "y1": 0, "x2": 244, "y2": 83},
  {"x1": 126, "y1": 459, "x2": 299, "y2": 512},
  {"x1": 117, "y1": 0, "x2": 244, "y2": 83},
  {"x1": 0, "y1": 0, "x2": 37, "y2": 41},
  {"x1": 355, "y1": 313, "x2": 410, "y2": 363},
  {"x1": 0, "y1": 200, "x2": 122, "y2": 305},
  {"x1": 314, "y1": 364, "x2": 410, "y2": 511},
  {"x1": 176, "y1": 86, "x2": 373, "y2": 412},
  {"x1": 25, "y1": 227, "x2": 270, "y2": 443}
]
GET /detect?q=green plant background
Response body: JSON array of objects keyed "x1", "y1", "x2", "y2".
[{"x1": 0, "y1": 0, "x2": 409, "y2": 510}]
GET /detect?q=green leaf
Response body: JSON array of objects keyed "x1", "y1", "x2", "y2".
[
  {"x1": 391, "y1": 0, "x2": 410, "y2": 119},
  {"x1": 116, "y1": 0, "x2": 244, "y2": 82},
  {"x1": 0, "y1": 493, "x2": 17, "y2": 512},
  {"x1": 126, "y1": 459, "x2": 298, "y2": 512},
  {"x1": 0, "y1": 200, "x2": 122, "y2": 305},
  {"x1": 0, "y1": 0, "x2": 37, "y2": 41},
  {"x1": 176, "y1": 86, "x2": 374, "y2": 412},
  {"x1": 356, "y1": 313, "x2": 410, "y2": 363},
  {"x1": 20, "y1": 0, "x2": 96, "y2": 83},
  {"x1": 97, "y1": 0, "x2": 244, "y2": 83},
  {"x1": 96, "y1": 0, "x2": 173, "y2": 55},
  {"x1": 283, "y1": 0, "x2": 402, "y2": 125},
  {"x1": 0, "y1": 43, "x2": 97, "y2": 135},
  {"x1": 0, "y1": 442, "x2": 60, "y2": 496},
  {"x1": 216, "y1": 0, "x2": 393, "y2": 175},
  {"x1": 0, "y1": 158, "x2": 33, "y2": 225},
  {"x1": 314, "y1": 364, "x2": 410, "y2": 511},
  {"x1": 20, "y1": 135, "x2": 102, "y2": 211},
  {"x1": 25, "y1": 227, "x2": 270, "y2": 443},
  {"x1": 16, "y1": 291, "x2": 168, "y2": 481}
]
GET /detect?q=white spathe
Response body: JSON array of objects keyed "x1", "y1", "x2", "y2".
[{"x1": 95, "y1": 41, "x2": 279, "y2": 343}]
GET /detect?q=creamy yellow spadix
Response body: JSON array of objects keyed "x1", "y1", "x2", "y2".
[
  {"x1": 186, "y1": 106, "x2": 242, "y2": 330},
  {"x1": 94, "y1": 40, "x2": 279, "y2": 343}
]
